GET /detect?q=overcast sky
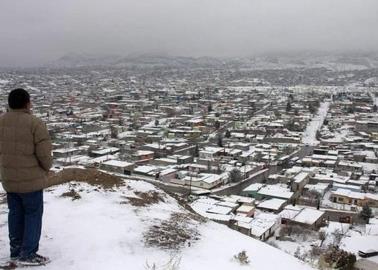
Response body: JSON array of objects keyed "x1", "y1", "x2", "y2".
[{"x1": 0, "y1": 0, "x2": 377, "y2": 66}]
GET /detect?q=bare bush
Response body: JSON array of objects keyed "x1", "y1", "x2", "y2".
[
  {"x1": 332, "y1": 229, "x2": 343, "y2": 246},
  {"x1": 125, "y1": 191, "x2": 166, "y2": 207},
  {"x1": 144, "y1": 212, "x2": 201, "y2": 250},
  {"x1": 294, "y1": 247, "x2": 305, "y2": 261},
  {"x1": 233, "y1": 250, "x2": 250, "y2": 265},
  {"x1": 60, "y1": 188, "x2": 82, "y2": 201}
]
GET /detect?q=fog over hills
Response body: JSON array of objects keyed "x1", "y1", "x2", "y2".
[{"x1": 0, "y1": 0, "x2": 378, "y2": 67}]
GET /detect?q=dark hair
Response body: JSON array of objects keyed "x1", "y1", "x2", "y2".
[{"x1": 8, "y1": 88, "x2": 30, "y2": 109}]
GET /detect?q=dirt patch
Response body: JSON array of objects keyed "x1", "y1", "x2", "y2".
[
  {"x1": 60, "y1": 189, "x2": 82, "y2": 201},
  {"x1": 144, "y1": 212, "x2": 203, "y2": 250},
  {"x1": 125, "y1": 191, "x2": 166, "y2": 207},
  {"x1": 48, "y1": 168, "x2": 124, "y2": 190}
]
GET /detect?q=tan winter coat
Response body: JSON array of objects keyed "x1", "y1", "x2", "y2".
[{"x1": 0, "y1": 109, "x2": 53, "y2": 193}]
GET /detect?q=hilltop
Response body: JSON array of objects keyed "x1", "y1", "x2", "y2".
[{"x1": 0, "y1": 175, "x2": 313, "y2": 270}]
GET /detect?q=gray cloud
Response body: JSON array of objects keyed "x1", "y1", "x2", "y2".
[{"x1": 0, "y1": 0, "x2": 377, "y2": 66}]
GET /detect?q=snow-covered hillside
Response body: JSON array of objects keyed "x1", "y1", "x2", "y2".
[{"x1": 0, "y1": 179, "x2": 313, "y2": 270}]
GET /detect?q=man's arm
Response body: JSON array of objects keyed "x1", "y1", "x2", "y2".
[{"x1": 34, "y1": 120, "x2": 53, "y2": 172}]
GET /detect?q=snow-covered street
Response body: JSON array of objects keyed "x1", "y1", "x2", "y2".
[{"x1": 302, "y1": 101, "x2": 330, "y2": 146}]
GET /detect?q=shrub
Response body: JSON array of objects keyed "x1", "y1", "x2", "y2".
[
  {"x1": 321, "y1": 245, "x2": 356, "y2": 270},
  {"x1": 234, "y1": 250, "x2": 250, "y2": 265}
]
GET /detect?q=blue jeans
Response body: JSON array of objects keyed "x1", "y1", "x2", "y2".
[{"x1": 7, "y1": 190, "x2": 43, "y2": 260}]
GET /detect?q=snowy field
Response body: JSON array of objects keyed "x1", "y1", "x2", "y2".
[{"x1": 0, "y1": 180, "x2": 313, "y2": 270}]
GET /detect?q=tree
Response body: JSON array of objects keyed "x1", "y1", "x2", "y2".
[
  {"x1": 193, "y1": 144, "x2": 199, "y2": 158},
  {"x1": 217, "y1": 134, "x2": 223, "y2": 147},
  {"x1": 308, "y1": 103, "x2": 317, "y2": 114},
  {"x1": 254, "y1": 151, "x2": 264, "y2": 162},
  {"x1": 286, "y1": 101, "x2": 292, "y2": 112},
  {"x1": 321, "y1": 246, "x2": 356, "y2": 270},
  {"x1": 229, "y1": 168, "x2": 242, "y2": 183},
  {"x1": 319, "y1": 231, "x2": 326, "y2": 247},
  {"x1": 359, "y1": 204, "x2": 373, "y2": 224},
  {"x1": 214, "y1": 120, "x2": 221, "y2": 130},
  {"x1": 110, "y1": 125, "x2": 118, "y2": 139}
]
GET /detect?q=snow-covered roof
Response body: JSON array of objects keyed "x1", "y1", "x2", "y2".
[
  {"x1": 293, "y1": 172, "x2": 308, "y2": 183},
  {"x1": 134, "y1": 165, "x2": 158, "y2": 174},
  {"x1": 243, "y1": 183, "x2": 264, "y2": 192},
  {"x1": 257, "y1": 185, "x2": 294, "y2": 200},
  {"x1": 293, "y1": 208, "x2": 324, "y2": 225},
  {"x1": 250, "y1": 213, "x2": 280, "y2": 237},
  {"x1": 237, "y1": 205, "x2": 255, "y2": 213},
  {"x1": 331, "y1": 188, "x2": 365, "y2": 200},
  {"x1": 102, "y1": 160, "x2": 134, "y2": 168},
  {"x1": 257, "y1": 198, "x2": 286, "y2": 211},
  {"x1": 92, "y1": 147, "x2": 119, "y2": 155}
]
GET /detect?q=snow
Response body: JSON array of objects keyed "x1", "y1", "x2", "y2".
[
  {"x1": 102, "y1": 159, "x2": 134, "y2": 167},
  {"x1": 257, "y1": 198, "x2": 286, "y2": 211},
  {"x1": 292, "y1": 208, "x2": 324, "y2": 225},
  {"x1": 257, "y1": 185, "x2": 294, "y2": 200},
  {"x1": 331, "y1": 188, "x2": 366, "y2": 200},
  {"x1": 0, "y1": 180, "x2": 315, "y2": 269},
  {"x1": 341, "y1": 235, "x2": 378, "y2": 262},
  {"x1": 250, "y1": 213, "x2": 280, "y2": 238},
  {"x1": 302, "y1": 101, "x2": 330, "y2": 145}
]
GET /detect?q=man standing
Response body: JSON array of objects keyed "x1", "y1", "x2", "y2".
[{"x1": 0, "y1": 88, "x2": 52, "y2": 266}]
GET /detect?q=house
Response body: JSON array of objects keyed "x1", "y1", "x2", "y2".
[
  {"x1": 133, "y1": 165, "x2": 159, "y2": 178},
  {"x1": 101, "y1": 160, "x2": 134, "y2": 175},
  {"x1": 134, "y1": 150, "x2": 154, "y2": 163},
  {"x1": 53, "y1": 147, "x2": 81, "y2": 159},
  {"x1": 184, "y1": 173, "x2": 223, "y2": 189},
  {"x1": 190, "y1": 197, "x2": 232, "y2": 224},
  {"x1": 336, "y1": 161, "x2": 363, "y2": 173},
  {"x1": 257, "y1": 185, "x2": 294, "y2": 201},
  {"x1": 230, "y1": 215, "x2": 254, "y2": 235},
  {"x1": 91, "y1": 147, "x2": 120, "y2": 158},
  {"x1": 250, "y1": 212, "x2": 281, "y2": 241},
  {"x1": 158, "y1": 168, "x2": 178, "y2": 182},
  {"x1": 241, "y1": 183, "x2": 264, "y2": 198},
  {"x1": 236, "y1": 204, "x2": 256, "y2": 217},
  {"x1": 279, "y1": 205, "x2": 325, "y2": 229},
  {"x1": 291, "y1": 172, "x2": 310, "y2": 192},
  {"x1": 330, "y1": 189, "x2": 365, "y2": 205},
  {"x1": 223, "y1": 195, "x2": 255, "y2": 206},
  {"x1": 257, "y1": 198, "x2": 287, "y2": 213},
  {"x1": 330, "y1": 189, "x2": 378, "y2": 207},
  {"x1": 199, "y1": 147, "x2": 224, "y2": 161}
]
